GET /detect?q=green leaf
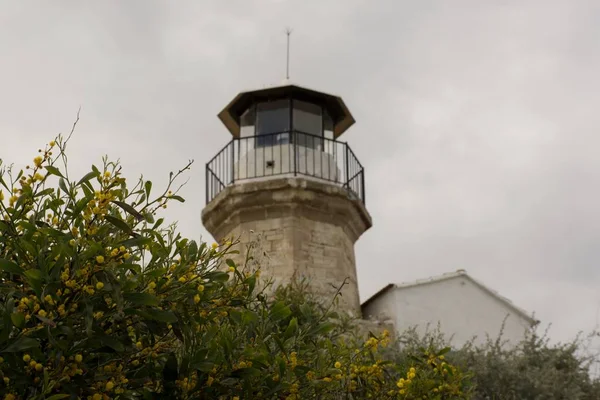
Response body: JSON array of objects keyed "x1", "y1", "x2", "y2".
[
  {"x1": 169, "y1": 195, "x2": 185, "y2": 203},
  {"x1": 46, "y1": 395, "x2": 70, "y2": 400},
  {"x1": 24, "y1": 269, "x2": 43, "y2": 293},
  {"x1": 44, "y1": 165, "x2": 64, "y2": 178},
  {"x1": 34, "y1": 187, "x2": 55, "y2": 198},
  {"x1": 145, "y1": 309, "x2": 177, "y2": 323},
  {"x1": 225, "y1": 259, "x2": 236, "y2": 269},
  {"x1": 99, "y1": 335, "x2": 125, "y2": 352},
  {"x1": 77, "y1": 170, "x2": 100, "y2": 186},
  {"x1": 284, "y1": 317, "x2": 298, "y2": 339},
  {"x1": 58, "y1": 178, "x2": 69, "y2": 195},
  {"x1": 105, "y1": 215, "x2": 134, "y2": 235},
  {"x1": 112, "y1": 200, "x2": 144, "y2": 221},
  {"x1": 309, "y1": 322, "x2": 335, "y2": 336},
  {"x1": 438, "y1": 346, "x2": 451, "y2": 356},
  {"x1": 10, "y1": 312, "x2": 25, "y2": 328},
  {"x1": 269, "y1": 301, "x2": 292, "y2": 322},
  {"x1": 3, "y1": 337, "x2": 39, "y2": 352},
  {"x1": 124, "y1": 292, "x2": 160, "y2": 307},
  {"x1": 205, "y1": 271, "x2": 229, "y2": 283},
  {"x1": 119, "y1": 236, "x2": 151, "y2": 248},
  {"x1": 144, "y1": 180, "x2": 152, "y2": 198},
  {"x1": 0, "y1": 258, "x2": 23, "y2": 275}
]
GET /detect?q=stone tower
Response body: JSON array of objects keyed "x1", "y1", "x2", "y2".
[{"x1": 201, "y1": 83, "x2": 371, "y2": 316}]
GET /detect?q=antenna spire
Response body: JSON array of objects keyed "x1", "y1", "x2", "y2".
[{"x1": 285, "y1": 27, "x2": 293, "y2": 81}]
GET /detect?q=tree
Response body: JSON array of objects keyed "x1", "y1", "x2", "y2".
[{"x1": 0, "y1": 132, "x2": 472, "y2": 399}]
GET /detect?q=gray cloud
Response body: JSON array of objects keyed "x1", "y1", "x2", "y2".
[{"x1": 1, "y1": 0, "x2": 599, "y2": 348}]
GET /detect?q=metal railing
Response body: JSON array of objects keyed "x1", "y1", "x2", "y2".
[{"x1": 206, "y1": 130, "x2": 365, "y2": 205}]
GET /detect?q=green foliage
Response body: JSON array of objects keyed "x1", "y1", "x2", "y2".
[
  {"x1": 0, "y1": 135, "x2": 472, "y2": 399},
  {"x1": 390, "y1": 323, "x2": 600, "y2": 400}
]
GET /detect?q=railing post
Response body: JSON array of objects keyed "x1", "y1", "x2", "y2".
[
  {"x1": 293, "y1": 130, "x2": 297, "y2": 176},
  {"x1": 361, "y1": 169, "x2": 365, "y2": 205},
  {"x1": 205, "y1": 164, "x2": 209, "y2": 204},
  {"x1": 230, "y1": 140, "x2": 235, "y2": 184},
  {"x1": 345, "y1": 144, "x2": 349, "y2": 187}
]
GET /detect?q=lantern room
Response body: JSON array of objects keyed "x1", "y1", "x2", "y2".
[{"x1": 206, "y1": 83, "x2": 364, "y2": 205}]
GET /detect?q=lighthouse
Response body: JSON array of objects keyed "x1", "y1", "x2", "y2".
[{"x1": 201, "y1": 83, "x2": 371, "y2": 316}]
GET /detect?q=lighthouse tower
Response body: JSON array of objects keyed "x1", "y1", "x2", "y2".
[{"x1": 201, "y1": 83, "x2": 372, "y2": 316}]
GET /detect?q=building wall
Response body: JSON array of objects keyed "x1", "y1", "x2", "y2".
[{"x1": 362, "y1": 276, "x2": 533, "y2": 348}]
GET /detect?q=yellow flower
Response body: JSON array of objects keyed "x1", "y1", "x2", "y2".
[
  {"x1": 111, "y1": 248, "x2": 119, "y2": 257},
  {"x1": 5, "y1": 394, "x2": 16, "y2": 400},
  {"x1": 148, "y1": 282, "x2": 157, "y2": 290},
  {"x1": 35, "y1": 363, "x2": 43, "y2": 372},
  {"x1": 136, "y1": 341, "x2": 143, "y2": 349},
  {"x1": 335, "y1": 361, "x2": 342, "y2": 369},
  {"x1": 33, "y1": 156, "x2": 43, "y2": 167},
  {"x1": 75, "y1": 354, "x2": 83, "y2": 363},
  {"x1": 123, "y1": 253, "x2": 131, "y2": 260},
  {"x1": 92, "y1": 394, "x2": 102, "y2": 400},
  {"x1": 228, "y1": 266, "x2": 235, "y2": 272},
  {"x1": 23, "y1": 354, "x2": 31, "y2": 362},
  {"x1": 211, "y1": 242, "x2": 218, "y2": 250},
  {"x1": 96, "y1": 282, "x2": 104, "y2": 290},
  {"x1": 3, "y1": 377, "x2": 9, "y2": 384},
  {"x1": 49, "y1": 140, "x2": 56, "y2": 147},
  {"x1": 0, "y1": 191, "x2": 3, "y2": 202},
  {"x1": 178, "y1": 277, "x2": 186, "y2": 283},
  {"x1": 206, "y1": 376, "x2": 214, "y2": 386},
  {"x1": 96, "y1": 255, "x2": 104, "y2": 264},
  {"x1": 69, "y1": 239, "x2": 76, "y2": 246},
  {"x1": 105, "y1": 381, "x2": 114, "y2": 391},
  {"x1": 38, "y1": 309, "x2": 47, "y2": 318},
  {"x1": 323, "y1": 377, "x2": 332, "y2": 382},
  {"x1": 197, "y1": 284, "x2": 204, "y2": 292}
]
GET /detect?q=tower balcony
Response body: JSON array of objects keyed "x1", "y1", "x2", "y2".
[{"x1": 205, "y1": 130, "x2": 365, "y2": 205}]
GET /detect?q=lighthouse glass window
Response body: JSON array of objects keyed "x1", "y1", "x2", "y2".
[
  {"x1": 256, "y1": 100, "x2": 290, "y2": 147},
  {"x1": 293, "y1": 100, "x2": 323, "y2": 150}
]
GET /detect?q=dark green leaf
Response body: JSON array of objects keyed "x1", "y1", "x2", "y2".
[
  {"x1": 99, "y1": 335, "x2": 125, "y2": 352},
  {"x1": 169, "y1": 195, "x2": 185, "y2": 203},
  {"x1": 144, "y1": 181, "x2": 152, "y2": 198},
  {"x1": 145, "y1": 309, "x2": 177, "y2": 323},
  {"x1": 3, "y1": 337, "x2": 39, "y2": 352},
  {"x1": 46, "y1": 395, "x2": 70, "y2": 400},
  {"x1": 119, "y1": 236, "x2": 151, "y2": 248},
  {"x1": 58, "y1": 178, "x2": 69, "y2": 195},
  {"x1": 0, "y1": 258, "x2": 23, "y2": 275},
  {"x1": 45, "y1": 165, "x2": 64, "y2": 178},
  {"x1": 112, "y1": 200, "x2": 144, "y2": 221},
  {"x1": 77, "y1": 170, "x2": 100, "y2": 186},
  {"x1": 124, "y1": 292, "x2": 160, "y2": 307},
  {"x1": 105, "y1": 215, "x2": 134, "y2": 235},
  {"x1": 206, "y1": 271, "x2": 230, "y2": 283},
  {"x1": 10, "y1": 312, "x2": 25, "y2": 328}
]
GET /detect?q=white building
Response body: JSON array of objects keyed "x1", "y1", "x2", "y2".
[{"x1": 361, "y1": 270, "x2": 538, "y2": 348}]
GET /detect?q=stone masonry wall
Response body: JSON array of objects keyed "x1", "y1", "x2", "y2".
[{"x1": 202, "y1": 177, "x2": 372, "y2": 317}]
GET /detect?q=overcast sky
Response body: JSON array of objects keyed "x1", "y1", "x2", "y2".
[{"x1": 1, "y1": 0, "x2": 599, "y2": 348}]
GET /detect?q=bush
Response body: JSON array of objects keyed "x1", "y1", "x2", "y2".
[
  {"x1": 390, "y1": 323, "x2": 600, "y2": 400},
  {"x1": 0, "y1": 134, "x2": 472, "y2": 399}
]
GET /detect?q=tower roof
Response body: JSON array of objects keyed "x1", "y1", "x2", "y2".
[{"x1": 217, "y1": 83, "x2": 355, "y2": 138}]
